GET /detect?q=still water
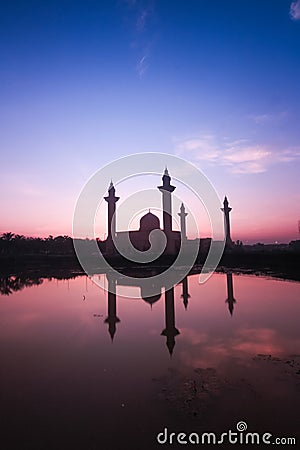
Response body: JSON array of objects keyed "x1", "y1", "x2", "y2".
[{"x1": 0, "y1": 272, "x2": 300, "y2": 449}]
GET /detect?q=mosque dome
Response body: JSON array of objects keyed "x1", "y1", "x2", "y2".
[{"x1": 139, "y1": 212, "x2": 160, "y2": 231}]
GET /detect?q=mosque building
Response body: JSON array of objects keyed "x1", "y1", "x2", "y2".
[{"x1": 101, "y1": 168, "x2": 233, "y2": 256}]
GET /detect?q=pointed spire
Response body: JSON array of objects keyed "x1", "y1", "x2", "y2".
[
  {"x1": 109, "y1": 180, "x2": 114, "y2": 190},
  {"x1": 180, "y1": 203, "x2": 186, "y2": 212},
  {"x1": 221, "y1": 195, "x2": 232, "y2": 245},
  {"x1": 178, "y1": 203, "x2": 188, "y2": 240},
  {"x1": 158, "y1": 166, "x2": 176, "y2": 236}
]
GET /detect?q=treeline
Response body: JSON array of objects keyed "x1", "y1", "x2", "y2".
[{"x1": 0, "y1": 232, "x2": 78, "y2": 256}]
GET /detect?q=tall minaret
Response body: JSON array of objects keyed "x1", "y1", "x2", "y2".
[
  {"x1": 158, "y1": 168, "x2": 176, "y2": 235},
  {"x1": 161, "y1": 286, "x2": 180, "y2": 356},
  {"x1": 221, "y1": 196, "x2": 233, "y2": 246},
  {"x1": 104, "y1": 181, "x2": 119, "y2": 253},
  {"x1": 178, "y1": 203, "x2": 188, "y2": 241},
  {"x1": 104, "y1": 275, "x2": 120, "y2": 341}
]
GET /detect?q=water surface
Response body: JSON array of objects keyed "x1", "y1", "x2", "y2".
[{"x1": 0, "y1": 272, "x2": 299, "y2": 449}]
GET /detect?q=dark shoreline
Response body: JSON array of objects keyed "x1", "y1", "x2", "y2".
[{"x1": 0, "y1": 248, "x2": 299, "y2": 282}]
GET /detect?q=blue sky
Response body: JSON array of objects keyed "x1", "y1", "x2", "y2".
[{"x1": 1, "y1": 0, "x2": 300, "y2": 242}]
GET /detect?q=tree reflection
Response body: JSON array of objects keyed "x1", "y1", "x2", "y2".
[{"x1": 0, "y1": 275, "x2": 43, "y2": 296}]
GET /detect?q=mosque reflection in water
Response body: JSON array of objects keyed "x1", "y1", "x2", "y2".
[
  {"x1": 0, "y1": 269, "x2": 237, "y2": 355},
  {"x1": 102, "y1": 270, "x2": 237, "y2": 355}
]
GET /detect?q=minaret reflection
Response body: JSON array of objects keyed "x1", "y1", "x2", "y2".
[
  {"x1": 161, "y1": 286, "x2": 180, "y2": 356},
  {"x1": 104, "y1": 275, "x2": 120, "y2": 341},
  {"x1": 103, "y1": 270, "x2": 182, "y2": 354},
  {"x1": 225, "y1": 273, "x2": 236, "y2": 316},
  {"x1": 181, "y1": 276, "x2": 190, "y2": 310}
]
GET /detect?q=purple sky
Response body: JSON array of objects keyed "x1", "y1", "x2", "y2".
[{"x1": 1, "y1": 0, "x2": 300, "y2": 243}]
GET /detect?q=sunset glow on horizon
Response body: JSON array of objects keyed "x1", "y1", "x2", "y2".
[{"x1": 1, "y1": 0, "x2": 300, "y2": 244}]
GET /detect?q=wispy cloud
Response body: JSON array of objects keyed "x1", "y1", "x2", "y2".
[
  {"x1": 122, "y1": 0, "x2": 156, "y2": 77},
  {"x1": 276, "y1": 147, "x2": 300, "y2": 162},
  {"x1": 176, "y1": 135, "x2": 221, "y2": 161},
  {"x1": 137, "y1": 53, "x2": 149, "y2": 77},
  {"x1": 175, "y1": 135, "x2": 300, "y2": 174},
  {"x1": 251, "y1": 113, "x2": 272, "y2": 124},
  {"x1": 290, "y1": 0, "x2": 300, "y2": 20},
  {"x1": 136, "y1": 7, "x2": 151, "y2": 32},
  {"x1": 250, "y1": 111, "x2": 288, "y2": 124},
  {"x1": 223, "y1": 147, "x2": 271, "y2": 164},
  {"x1": 229, "y1": 161, "x2": 267, "y2": 174}
]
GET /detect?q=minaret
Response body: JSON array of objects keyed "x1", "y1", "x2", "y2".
[
  {"x1": 161, "y1": 286, "x2": 180, "y2": 356},
  {"x1": 225, "y1": 273, "x2": 236, "y2": 316},
  {"x1": 181, "y1": 276, "x2": 190, "y2": 310},
  {"x1": 104, "y1": 181, "x2": 119, "y2": 253},
  {"x1": 221, "y1": 196, "x2": 233, "y2": 246},
  {"x1": 158, "y1": 168, "x2": 176, "y2": 235},
  {"x1": 104, "y1": 275, "x2": 120, "y2": 341},
  {"x1": 178, "y1": 203, "x2": 188, "y2": 241}
]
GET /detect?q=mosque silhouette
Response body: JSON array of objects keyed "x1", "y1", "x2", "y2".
[{"x1": 101, "y1": 168, "x2": 233, "y2": 257}]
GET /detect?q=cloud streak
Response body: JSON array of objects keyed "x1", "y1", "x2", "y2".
[
  {"x1": 223, "y1": 147, "x2": 271, "y2": 164},
  {"x1": 290, "y1": 0, "x2": 300, "y2": 20},
  {"x1": 136, "y1": 7, "x2": 151, "y2": 32},
  {"x1": 122, "y1": 0, "x2": 155, "y2": 77},
  {"x1": 175, "y1": 135, "x2": 300, "y2": 174},
  {"x1": 250, "y1": 111, "x2": 288, "y2": 124},
  {"x1": 137, "y1": 53, "x2": 149, "y2": 77}
]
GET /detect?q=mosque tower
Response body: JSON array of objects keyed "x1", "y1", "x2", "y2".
[
  {"x1": 104, "y1": 181, "x2": 119, "y2": 253},
  {"x1": 221, "y1": 196, "x2": 233, "y2": 246},
  {"x1": 158, "y1": 168, "x2": 176, "y2": 254},
  {"x1": 178, "y1": 203, "x2": 188, "y2": 241},
  {"x1": 158, "y1": 168, "x2": 176, "y2": 235}
]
